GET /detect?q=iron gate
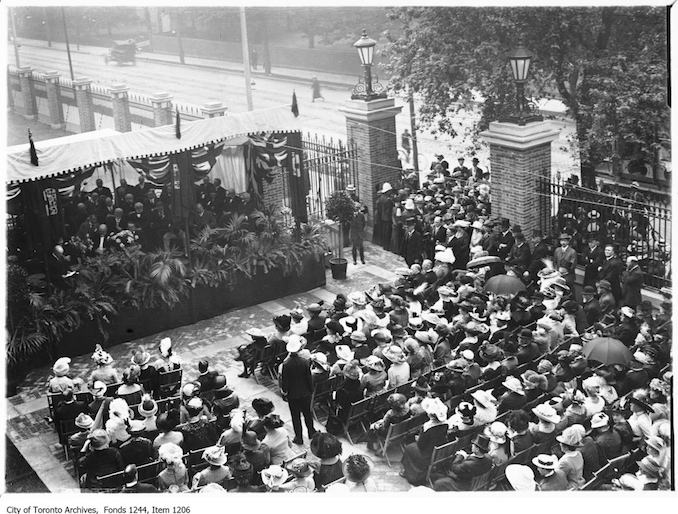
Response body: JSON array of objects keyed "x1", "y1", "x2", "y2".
[
  {"x1": 300, "y1": 133, "x2": 358, "y2": 221},
  {"x1": 539, "y1": 176, "x2": 672, "y2": 288}
]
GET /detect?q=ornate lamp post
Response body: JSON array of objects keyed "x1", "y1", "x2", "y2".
[
  {"x1": 502, "y1": 42, "x2": 543, "y2": 125},
  {"x1": 351, "y1": 29, "x2": 387, "y2": 101}
]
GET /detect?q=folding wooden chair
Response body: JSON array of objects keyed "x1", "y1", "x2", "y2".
[
  {"x1": 377, "y1": 413, "x2": 428, "y2": 467},
  {"x1": 426, "y1": 440, "x2": 462, "y2": 487},
  {"x1": 283, "y1": 450, "x2": 308, "y2": 468},
  {"x1": 47, "y1": 392, "x2": 64, "y2": 423},
  {"x1": 341, "y1": 397, "x2": 373, "y2": 444},
  {"x1": 470, "y1": 468, "x2": 494, "y2": 491},
  {"x1": 157, "y1": 370, "x2": 182, "y2": 398},
  {"x1": 311, "y1": 375, "x2": 342, "y2": 423}
]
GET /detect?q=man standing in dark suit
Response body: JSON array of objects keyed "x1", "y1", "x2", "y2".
[
  {"x1": 598, "y1": 244, "x2": 624, "y2": 302},
  {"x1": 401, "y1": 217, "x2": 423, "y2": 266},
  {"x1": 115, "y1": 179, "x2": 131, "y2": 207},
  {"x1": 507, "y1": 232, "x2": 531, "y2": 270},
  {"x1": 280, "y1": 336, "x2": 316, "y2": 445},
  {"x1": 497, "y1": 218, "x2": 515, "y2": 261},
  {"x1": 621, "y1": 256, "x2": 644, "y2": 308},
  {"x1": 92, "y1": 178, "x2": 112, "y2": 199},
  {"x1": 97, "y1": 196, "x2": 116, "y2": 225},
  {"x1": 132, "y1": 175, "x2": 152, "y2": 203},
  {"x1": 581, "y1": 235, "x2": 605, "y2": 286},
  {"x1": 378, "y1": 183, "x2": 394, "y2": 250}
]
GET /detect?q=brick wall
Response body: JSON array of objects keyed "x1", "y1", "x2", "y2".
[
  {"x1": 489, "y1": 142, "x2": 551, "y2": 236},
  {"x1": 346, "y1": 114, "x2": 401, "y2": 220}
]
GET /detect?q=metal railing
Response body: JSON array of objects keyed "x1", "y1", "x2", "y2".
[{"x1": 539, "y1": 176, "x2": 671, "y2": 288}]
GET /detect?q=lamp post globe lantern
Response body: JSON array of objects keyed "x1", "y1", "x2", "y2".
[
  {"x1": 501, "y1": 42, "x2": 543, "y2": 126},
  {"x1": 351, "y1": 29, "x2": 387, "y2": 101}
]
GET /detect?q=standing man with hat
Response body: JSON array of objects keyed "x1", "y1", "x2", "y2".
[
  {"x1": 280, "y1": 335, "x2": 316, "y2": 445},
  {"x1": 401, "y1": 217, "x2": 424, "y2": 267},
  {"x1": 350, "y1": 202, "x2": 367, "y2": 265},
  {"x1": 581, "y1": 235, "x2": 605, "y2": 286},
  {"x1": 621, "y1": 255, "x2": 644, "y2": 308},
  {"x1": 598, "y1": 244, "x2": 624, "y2": 302},
  {"x1": 375, "y1": 182, "x2": 394, "y2": 250},
  {"x1": 554, "y1": 233, "x2": 577, "y2": 293}
]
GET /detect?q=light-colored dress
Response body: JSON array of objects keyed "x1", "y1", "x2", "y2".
[{"x1": 262, "y1": 428, "x2": 293, "y2": 465}]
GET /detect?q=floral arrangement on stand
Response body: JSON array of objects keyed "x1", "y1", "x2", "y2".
[{"x1": 67, "y1": 235, "x2": 94, "y2": 256}]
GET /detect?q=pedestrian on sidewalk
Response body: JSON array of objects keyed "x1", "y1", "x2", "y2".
[
  {"x1": 251, "y1": 48, "x2": 258, "y2": 70},
  {"x1": 312, "y1": 77, "x2": 324, "y2": 102}
]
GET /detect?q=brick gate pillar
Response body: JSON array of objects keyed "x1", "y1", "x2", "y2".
[
  {"x1": 17, "y1": 66, "x2": 37, "y2": 120},
  {"x1": 43, "y1": 71, "x2": 65, "y2": 129},
  {"x1": 201, "y1": 101, "x2": 227, "y2": 118},
  {"x1": 72, "y1": 77, "x2": 96, "y2": 132},
  {"x1": 340, "y1": 98, "x2": 403, "y2": 225},
  {"x1": 479, "y1": 121, "x2": 559, "y2": 236},
  {"x1": 150, "y1": 92, "x2": 173, "y2": 126},
  {"x1": 109, "y1": 83, "x2": 132, "y2": 132}
]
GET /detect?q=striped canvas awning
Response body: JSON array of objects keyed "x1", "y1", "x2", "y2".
[{"x1": 6, "y1": 106, "x2": 300, "y2": 185}]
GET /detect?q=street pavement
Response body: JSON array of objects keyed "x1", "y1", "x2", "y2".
[
  {"x1": 10, "y1": 37, "x2": 579, "y2": 178},
  {"x1": 6, "y1": 242, "x2": 413, "y2": 493}
]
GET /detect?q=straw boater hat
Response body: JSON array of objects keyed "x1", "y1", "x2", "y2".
[
  {"x1": 502, "y1": 376, "x2": 525, "y2": 395},
  {"x1": 381, "y1": 182, "x2": 393, "y2": 194},
  {"x1": 383, "y1": 345, "x2": 407, "y2": 363},
  {"x1": 75, "y1": 413, "x2": 94, "y2": 430},
  {"x1": 532, "y1": 454, "x2": 558, "y2": 470},
  {"x1": 532, "y1": 403, "x2": 561, "y2": 424},
  {"x1": 202, "y1": 446, "x2": 227, "y2": 466},
  {"x1": 261, "y1": 465, "x2": 289, "y2": 488},
  {"x1": 52, "y1": 357, "x2": 71, "y2": 377},
  {"x1": 87, "y1": 429, "x2": 110, "y2": 450}
]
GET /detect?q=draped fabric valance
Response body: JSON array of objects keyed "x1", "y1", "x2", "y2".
[{"x1": 6, "y1": 106, "x2": 300, "y2": 185}]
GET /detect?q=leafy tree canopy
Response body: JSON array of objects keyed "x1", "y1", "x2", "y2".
[{"x1": 384, "y1": 6, "x2": 669, "y2": 167}]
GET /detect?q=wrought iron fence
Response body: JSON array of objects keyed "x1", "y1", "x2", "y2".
[
  {"x1": 539, "y1": 176, "x2": 672, "y2": 288},
  {"x1": 302, "y1": 133, "x2": 358, "y2": 221}
]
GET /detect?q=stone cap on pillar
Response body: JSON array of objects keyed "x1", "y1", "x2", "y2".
[
  {"x1": 339, "y1": 97, "x2": 403, "y2": 122},
  {"x1": 72, "y1": 77, "x2": 93, "y2": 90},
  {"x1": 201, "y1": 101, "x2": 227, "y2": 117},
  {"x1": 43, "y1": 70, "x2": 60, "y2": 83},
  {"x1": 479, "y1": 120, "x2": 560, "y2": 150},
  {"x1": 17, "y1": 65, "x2": 33, "y2": 77},
  {"x1": 108, "y1": 83, "x2": 129, "y2": 98},
  {"x1": 150, "y1": 92, "x2": 173, "y2": 108}
]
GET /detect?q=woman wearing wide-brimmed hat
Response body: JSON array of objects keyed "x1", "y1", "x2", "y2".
[
  {"x1": 192, "y1": 446, "x2": 231, "y2": 489},
  {"x1": 383, "y1": 345, "x2": 411, "y2": 389},
  {"x1": 555, "y1": 424, "x2": 586, "y2": 489},
  {"x1": 281, "y1": 458, "x2": 316, "y2": 492},
  {"x1": 360, "y1": 356, "x2": 387, "y2": 397},
  {"x1": 400, "y1": 397, "x2": 449, "y2": 485},
  {"x1": 335, "y1": 360, "x2": 364, "y2": 424},
  {"x1": 261, "y1": 414, "x2": 294, "y2": 465},
  {"x1": 78, "y1": 429, "x2": 124, "y2": 489},
  {"x1": 484, "y1": 421, "x2": 510, "y2": 466},
  {"x1": 157, "y1": 442, "x2": 189, "y2": 492},
  {"x1": 529, "y1": 403, "x2": 561, "y2": 444}
]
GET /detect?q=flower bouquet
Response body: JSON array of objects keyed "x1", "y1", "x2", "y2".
[
  {"x1": 110, "y1": 229, "x2": 139, "y2": 250},
  {"x1": 68, "y1": 235, "x2": 93, "y2": 256}
]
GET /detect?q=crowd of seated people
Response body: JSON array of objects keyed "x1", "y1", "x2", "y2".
[{"x1": 58, "y1": 175, "x2": 257, "y2": 258}]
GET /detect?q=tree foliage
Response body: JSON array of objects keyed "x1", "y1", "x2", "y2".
[{"x1": 385, "y1": 6, "x2": 669, "y2": 167}]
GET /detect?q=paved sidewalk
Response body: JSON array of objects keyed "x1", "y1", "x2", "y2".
[
  {"x1": 16, "y1": 38, "x2": 356, "y2": 89},
  {"x1": 6, "y1": 242, "x2": 413, "y2": 493}
]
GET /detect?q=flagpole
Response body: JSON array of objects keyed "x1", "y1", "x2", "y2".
[{"x1": 239, "y1": 7, "x2": 253, "y2": 111}]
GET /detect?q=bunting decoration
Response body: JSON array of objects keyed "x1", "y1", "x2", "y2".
[{"x1": 28, "y1": 129, "x2": 39, "y2": 166}]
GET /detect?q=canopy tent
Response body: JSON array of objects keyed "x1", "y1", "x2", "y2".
[{"x1": 6, "y1": 106, "x2": 300, "y2": 184}]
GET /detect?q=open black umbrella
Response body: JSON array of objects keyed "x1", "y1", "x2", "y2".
[
  {"x1": 484, "y1": 274, "x2": 527, "y2": 296},
  {"x1": 583, "y1": 337, "x2": 633, "y2": 366}
]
